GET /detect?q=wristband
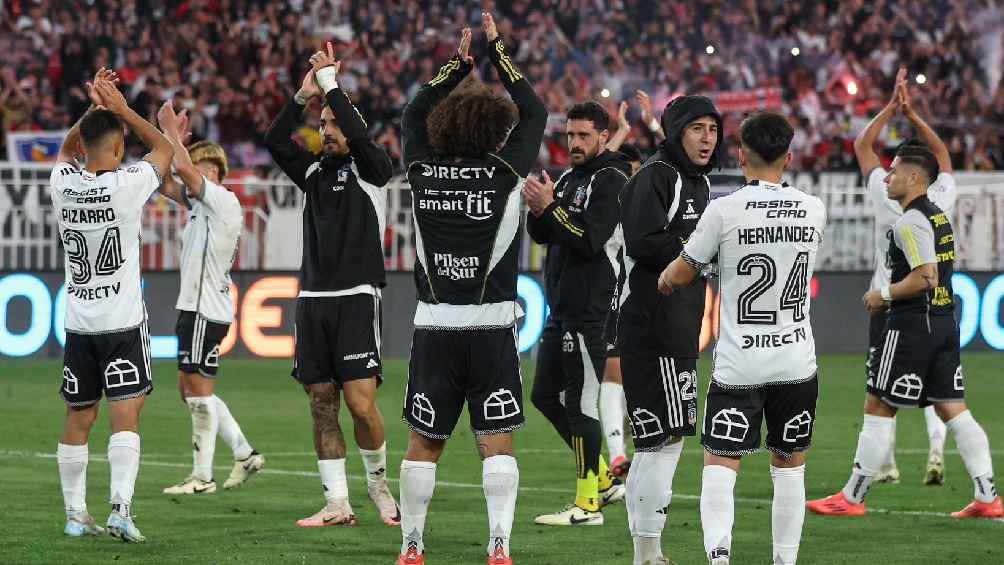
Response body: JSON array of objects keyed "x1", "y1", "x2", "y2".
[
  {"x1": 315, "y1": 66, "x2": 339, "y2": 94},
  {"x1": 880, "y1": 285, "x2": 892, "y2": 302},
  {"x1": 647, "y1": 118, "x2": 661, "y2": 133}
]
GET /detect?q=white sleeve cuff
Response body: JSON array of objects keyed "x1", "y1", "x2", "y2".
[{"x1": 315, "y1": 66, "x2": 339, "y2": 94}]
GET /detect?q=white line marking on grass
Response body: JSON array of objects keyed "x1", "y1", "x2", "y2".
[{"x1": 3, "y1": 451, "x2": 1000, "y2": 524}]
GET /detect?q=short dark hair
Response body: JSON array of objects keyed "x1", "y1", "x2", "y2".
[
  {"x1": 739, "y1": 111, "x2": 794, "y2": 165},
  {"x1": 567, "y1": 101, "x2": 610, "y2": 132},
  {"x1": 895, "y1": 140, "x2": 939, "y2": 184},
  {"x1": 426, "y1": 81, "x2": 518, "y2": 159},
  {"x1": 79, "y1": 109, "x2": 123, "y2": 149}
]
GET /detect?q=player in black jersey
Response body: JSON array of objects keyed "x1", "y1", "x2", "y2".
[
  {"x1": 808, "y1": 144, "x2": 1001, "y2": 520},
  {"x1": 525, "y1": 101, "x2": 629, "y2": 526},
  {"x1": 396, "y1": 13, "x2": 547, "y2": 565},
  {"x1": 264, "y1": 44, "x2": 399, "y2": 529}
]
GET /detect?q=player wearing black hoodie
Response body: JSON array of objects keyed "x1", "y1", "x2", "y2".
[
  {"x1": 524, "y1": 101, "x2": 630, "y2": 526},
  {"x1": 618, "y1": 95, "x2": 723, "y2": 565}
]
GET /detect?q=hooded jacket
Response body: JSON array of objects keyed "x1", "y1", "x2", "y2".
[
  {"x1": 618, "y1": 95, "x2": 723, "y2": 357},
  {"x1": 527, "y1": 150, "x2": 631, "y2": 323}
]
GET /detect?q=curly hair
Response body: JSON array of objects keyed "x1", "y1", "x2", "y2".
[{"x1": 426, "y1": 80, "x2": 518, "y2": 159}]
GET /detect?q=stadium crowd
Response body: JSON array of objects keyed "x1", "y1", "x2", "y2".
[{"x1": 2, "y1": 0, "x2": 1003, "y2": 173}]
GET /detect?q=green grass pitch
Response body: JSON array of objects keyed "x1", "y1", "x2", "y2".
[{"x1": 1, "y1": 354, "x2": 1001, "y2": 564}]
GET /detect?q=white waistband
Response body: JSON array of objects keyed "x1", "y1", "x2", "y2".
[
  {"x1": 299, "y1": 284, "x2": 380, "y2": 298},
  {"x1": 413, "y1": 301, "x2": 524, "y2": 329}
]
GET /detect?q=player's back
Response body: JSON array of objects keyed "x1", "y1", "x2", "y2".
[
  {"x1": 50, "y1": 161, "x2": 161, "y2": 333},
  {"x1": 712, "y1": 181, "x2": 826, "y2": 387}
]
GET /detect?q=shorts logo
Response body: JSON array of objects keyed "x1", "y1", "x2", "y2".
[
  {"x1": 205, "y1": 345, "x2": 220, "y2": 368},
  {"x1": 709, "y1": 408, "x2": 749, "y2": 443},
  {"x1": 562, "y1": 332, "x2": 575, "y2": 353},
  {"x1": 62, "y1": 367, "x2": 78, "y2": 394},
  {"x1": 782, "y1": 411, "x2": 813, "y2": 443},
  {"x1": 343, "y1": 352, "x2": 374, "y2": 361},
  {"x1": 629, "y1": 408, "x2": 664, "y2": 440},
  {"x1": 104, "y1": 359, "x2": 140, "y2": 389},
  {"x1": 953, "y1": 366, "x2": 965, "y2": 391},
  {"x1": 411, "y1": 393, "x2": 436, "y2": 428},
  {"x1": 366, "y1": 358, "x2": 380, "y2": 369},
  {"x1": 891, "y1": 373, "x2": 923, "y2": 400},
  {"x1": 180, "y1": 351, "x2": 191, "y2": 365},
  {"x1": 483, "y1": 388, "x2": 521, "y2": 421}
]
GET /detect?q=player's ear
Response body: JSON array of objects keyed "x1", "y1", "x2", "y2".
[
  {"x1": 784, "y1": 151, "x2": 792, "y2": 168},
  {"x1": 737, "y1": 146, "x2": 747, "y2": 168}
]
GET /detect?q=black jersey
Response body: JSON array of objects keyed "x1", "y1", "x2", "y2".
[
  {"x1": 887, "y1": 195, "x2": 955, "y2": 316},
  {"x1": 402, "y1": 38, "x2": 547, "y2": 329},
  {"x1": 264, "y1": 87, "x2": 393, "y2": 293},
  {"x1": 526, "y1": 151, "x2": 629, "y2": 323}
]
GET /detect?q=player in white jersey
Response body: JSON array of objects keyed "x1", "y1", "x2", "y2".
[
  {"x1": 658, "y1": 113, "x2": 826, "y2": 565},
  {"x1": 152, "y1": 102, "x2": 265, "y2": 496},
  {"x1": 52, "y1": 70, "x2": 174, "y2": 543},
  {"x1": 853, "y1": 68, "x2": 956, "y2": 486}
]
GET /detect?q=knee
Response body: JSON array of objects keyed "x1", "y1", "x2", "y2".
[
  {"x1": 346, "y1": 395, "x2": 379, "y2": 422},
  {"x1": 72, "y1": 406, "x2": 99, "y2": 430},
  {"x1": 305, "y1": 385, "x2": 339, "y2": 417}
]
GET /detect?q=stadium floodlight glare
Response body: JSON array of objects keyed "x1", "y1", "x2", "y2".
[
  {"x1": 705, "y1": 45, "x2": 715, "y2": 55},
  {"x1": 916, "y1": 73, "x2": 927, "y2": 85},
  {"x1": 600, "y1": 88, "x2": 611, "y2": 98},
  {"x1": 846, "y1": 80, "x2": 858, "y2": 95},
  {"x1": 791, "y1": 46, "x2": 800, "y2": 56}
]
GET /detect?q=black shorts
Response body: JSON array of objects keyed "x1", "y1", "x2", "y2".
[
  {"x1": 603, "y1": 301, "x2": 620, "y2": 358},
  {"x1": 176, "y1": 311, "x2": 230, "y2": 378},
  {"x1": 532, "y1": 320, "x2": 605, "y2": 421},
  {"x1": 867, "y1": 313, "x2": 963, "y2": 408},
  {"x1": 621, "y1": 354, "x2": 698, "y2": 451},
  {"x1": 61, "y1": 323, "x2": 153, "y2": 407},
  {"x1": 293, "y1": 295, "x2": 383, "y2": 386},
  {"x1": 404, "y1": 327, "x2": 524, "y2": 439},
  {"x1": 701, "y1": 376, "x2": 818, "y2": 459},
  {"x1": 865, "y1": 310, "x2": 888, "y2": 380}
]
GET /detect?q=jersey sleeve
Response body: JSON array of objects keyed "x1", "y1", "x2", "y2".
[
  {"x1": 893, "y1": 211, "x2": 937, "y2": 269},
  {"x1": 682, "y1": 199, "x2": 724, "y2": 267},
  {"x1": 866, "y1": 166, "x2": 888, "y2": 211},
  {"x1": 122, "y1": 160, "x2": 163, "y2": 208},
  {"x1": 927, "y1": 172, "x2": 957, "y2": 215},
  {"x1": 48, "y1": 163, "x2": 77, "y2": 203},
  {"x1": 198, "y1": 178, "x2": 243, "y2": 224}
]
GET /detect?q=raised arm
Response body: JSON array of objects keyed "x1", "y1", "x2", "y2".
[
  {"x1": 606, "y1": 101, "x2": 631, "y2": 152},
  {"x1": 636, "y1": 90, "x2": 665, "y2": 142},
  {"x1": 401, "y1": 28, "x2": 475, "y2": 165},
  {"x1": 854, "y1": 67, "x2": 905, "y2": 178},
  {"x1": 264, "y1": 69, "x2": 321, "y2": 190},
  {"x1": 94, "y1": 79, "x2": 174, "y2": 177},
  {"x1": 487, "y1": 12, "x2": 547, "y2": 177},
  {"x1": 899, "y1": 81, "x2": 952, "y2": 173},
  {"x1": 57, "y1": 68, "x2": 118, "y2": 164},
  {"x1": 157, "y1": 101, "x2": 205, "y2": 202}
]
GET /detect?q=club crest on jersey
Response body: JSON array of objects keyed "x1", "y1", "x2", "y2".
[
  {"x1": 571, "y1": 185, "x2": 587, "y2": 208},
  {"x1": 330, "y1": 167, "x2": 350, "y2": 191}
]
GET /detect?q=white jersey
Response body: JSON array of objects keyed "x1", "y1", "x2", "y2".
[
  {"x1": 176, "y1": 178, "x2": 242, "y2": 323},
  {"x1": 682, "y1": 180, "x2": 826, "y2": 387},
  {"x1": 868, "y1": 167, "x2": 955, "y2": 290},
  {"x1": 50, "y1": 161, "x2": 162, "y2": 333}
]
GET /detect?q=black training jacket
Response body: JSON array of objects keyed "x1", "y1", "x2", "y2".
[
  {"x1": 264, "y1": 87, "x2": 393, "y2": 293},
  {"x1": 402, "y1": 37, "x2": 547, "y2": 327},
  {"x1": 618, "y1": 95, "x2": 723, "y2": 357},
  {"x1": 527, "y1": 150, "x2": 630, "y2": 323}
]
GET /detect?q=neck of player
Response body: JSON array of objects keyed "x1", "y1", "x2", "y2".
[
  {"x1": 897, "y1": 188, "x2": 926, "y2": 209},
  {"x1": 743, "y1": 165, "x2": 784, "y2": 185}
]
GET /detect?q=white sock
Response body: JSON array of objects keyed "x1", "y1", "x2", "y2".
[
  {"x1": 924, "y1": 405, "x2": 947, "y2": 456},
  {"x1": 359, "y1": 443, "x2": 388, "y2": 488},
  {"x1": 400, "y1": 460, "x2": 437, "y2": 555},
  {"x1": 213, "y1": 395, "x2": 253, "y2": 460},
  {"x1": 483, "y1": 455, "x2": 518, "y2": 557},
  {"x1": 318, "y1": 458, "x2": 349, "y2": 503},
  {"x1": 841, "y1": 414, "x2": 893, "y2": 503},
  {"x1": 57, "y1": 442, "x2": 89, "y2": 517},
  {"x1": 186, "y1": 396, "x2": 218, "y2": 481},
  {"x1": 946, "y1": 410, "x2": 998, "y2": 503},
  {"x1": 882, "y1": 415, "x2": 897, "y2": 469},
  {"x1": 600, "y1": 382, "x2": 627, "y2": 462},
  {"x1": 700, "y1": 465, "x2": 736, "y2": 562},
  {"x1": 107, "y1": 431, "x2": 141, "y2": 517},
  {"x1": 627, "y1": 440, "x2": 683, "y2": 563},
  {"x1": 770, "y1": 465, "x2": 806, "y2": 565}
]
